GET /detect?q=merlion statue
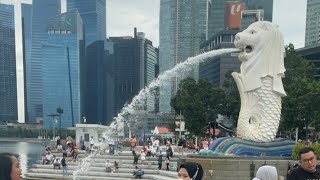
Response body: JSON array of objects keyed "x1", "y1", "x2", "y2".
[{"x1": 232, "y1": 21, "x2": 286, "y2": 142}]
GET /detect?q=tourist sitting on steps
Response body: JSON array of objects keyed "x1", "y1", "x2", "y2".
[
  {"x1": 112, "y1": 161, "x2": 119, "y2": 173},
  {"x1": 42, "y1": 152, "x2": 53, "y2": 165},
  {"x1": 133, "y1": 166, "x2": 144, "y2": 179},
  {"x1": 52, "y1": 156, "x2": 61, "y2": 169},
  {"x1": 105, "y1": 160, "x2": 112, "y2": 173}
]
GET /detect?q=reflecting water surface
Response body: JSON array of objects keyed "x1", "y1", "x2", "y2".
[{"x1": 0, "y1": 141, "x2": 46, "y2": 178}]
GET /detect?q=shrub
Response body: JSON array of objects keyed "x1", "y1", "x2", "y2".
[{"x1": 292, "y1": 143, "x2": 320, "y2": 160}]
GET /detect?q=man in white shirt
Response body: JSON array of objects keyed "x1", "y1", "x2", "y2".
[
  {"x1": 53, "y1": 157, "x2": 61, "y2": 169},
  {"x1": 42, "y1": 152, "x2": 53, "y2": 165}
]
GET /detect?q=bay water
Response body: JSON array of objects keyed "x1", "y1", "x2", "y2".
[{"x1": 0, "y1": 140, "x2": 47, "y2": 178}]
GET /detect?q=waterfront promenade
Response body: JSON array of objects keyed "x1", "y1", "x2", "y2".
[{"x1": 25, "y1": 146, "x2": 185, "y2": 180}]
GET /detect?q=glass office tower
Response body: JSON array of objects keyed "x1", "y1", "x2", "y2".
[
  {"x1": 21, "y1": 3, "x2": 32, "y2": 123},
  {"x1": 28, "y1": 0, "x2": 61, "y2": 123},
  {"x1": 110, "y1": 28, "x2": 158, "y2": 114},
  {"x1": 207, "y1": 0, "x2": 273, "y2": 37},
  {"x1": 42, "y1": 10, "x2": 84, "y2": 128},
  {"x1": 305, "y1": 0, "x2": 320, "y2": 46},
  {"x1": 0, "y1": 4, "x2": 17, "y2": 121},
  {"x1": 159, "y1": 0, "x2": 207, "y2": 112},
  {"x1": 67, "y1": 0, "x2": 106, "y2": 47}
]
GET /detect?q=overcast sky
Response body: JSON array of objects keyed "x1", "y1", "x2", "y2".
[
  {"x1": 106, "y1": 0, "x2": 307, "y2": 48},
  {"x1": 0, "y1": 0, "x2": 308, "y2": 122}
]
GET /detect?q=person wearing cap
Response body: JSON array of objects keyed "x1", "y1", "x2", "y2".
[{"x1": 177, "y1": 162, "x2": 203, "y2": 180}]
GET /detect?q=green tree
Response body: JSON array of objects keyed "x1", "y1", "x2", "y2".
[
  {"x1": 221, "y1": 71, "x2": 241, "y2": 126},
  {"x1": 171, "y1": 78, "x2": 225, "y2": 135},
  {"x1": 280, "y1": 44, "x2": 320, "y2": 134}
]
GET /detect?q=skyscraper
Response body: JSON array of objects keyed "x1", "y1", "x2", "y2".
[
  {"x1": 67, "y1": 0, "x2": 106, "y2": 47},
  {"x1": 110, "y1": 28, "x2": 159, "y2": 114},
  {"x1": 200, "y1": 0, "x2": 273, "y2": 87},
  {"x1": 207, "y1": 0, "x2": 273, "y2": 37},
  {"x1": 27, "y1": 0, "x2": 61, "y2": 123},
  {"x1": 21, "y1": 3, "x2": 32, "y2": 123},
  {"x1": 0, "y1": 4, "x2": 17, "y2": 121},
  {"x1": 305, "y1": 0, "x2": 320, "y2": 46},
  {"x1": 67, "y1": 0, "x2": 109, "y2": 124},
  {"x1": 159, "y1": 0, "x2": 208, "y2": 112},
  {"x1": 42, "y1": 10, "x2": 84, "y2": 128}
]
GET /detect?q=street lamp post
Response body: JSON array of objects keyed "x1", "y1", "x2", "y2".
[
  {"x1": 57, "y1": 107, "x2": 64, "y2": 137},
  {"x1": 47, "y1": 113, "x2": 60, "y2": 139},
  {"x1": 83, "y1": 116, "x2": 87, "y2": 131}
]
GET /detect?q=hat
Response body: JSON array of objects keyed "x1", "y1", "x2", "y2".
[{"x1": 179, "y1": 162, "x2": 203, "y2": 180}]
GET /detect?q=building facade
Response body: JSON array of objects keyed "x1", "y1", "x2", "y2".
[
  {"x1": 67, "y1": 0, "x2": 110, "y2": 125},
  {"x1": 305, "y1": 0, "x2": 320, "y2": 46},
  {"x1": 110, "y1": 28, "x2": 159, "y2": 115},
  {"x1": 199, "y1": 30, "x2": 241, "y2": 86},
  {"x1": 21, "y1": 3, "x2": 32, "y2": 123},
  {"x1": 42, "y1": 10, "x2": 84, "y2": 128},
  {"x1": 0, "y1": 4, "x2": 17, "y2": 121},
  {"x1": 67, "y1": 0, "x2": 106, "y2": 47},
  {"x1": 297, "y1": 44, "x2": 320, "y2": 80},
  {"x1": 159, "y1": 0, "x2": 208, "y2": 112},
  {"x1": 207, "y1": 0, "x2": 273, "y2": 38},
  {"x1": 202, "y1": 0, "x2": 273, "y2": 87},
  {"x1": 27, "y1": 0, "x2": 61, "y2": 123}
]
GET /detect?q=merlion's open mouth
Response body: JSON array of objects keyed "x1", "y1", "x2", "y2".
[{"x1": 240, "y1": 46, "x2": 253, "y2": 53}]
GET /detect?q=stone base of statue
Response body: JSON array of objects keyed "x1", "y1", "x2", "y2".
[{"x1": 201, "y1": 137, "x2": 295, "y2": 157}]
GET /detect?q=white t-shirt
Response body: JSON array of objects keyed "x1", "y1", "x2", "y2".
[
  {"x1": 90, "y1": 138, "x2": 95, "y2": 145},
  {"x1": 53, "y1": 159, "x2": 60, "y2": 164},
  {"x1": 140, "y1": 152, "x2": 146, "y2": 161}
]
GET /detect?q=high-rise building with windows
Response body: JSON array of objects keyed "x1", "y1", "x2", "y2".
[
  {"x1": 207, "y1": 0, "x2": 273, "y2": 37},
  {"x1": 21, "y1": 3, "x2": 32, "y2": 123},
  {"x1": 305, "y1": 0, "x2": 320, "y2": 46},
  {"x1": 67, "y1": 0, "x2": 106, "y2": 47},
  {"x1": 0, "y1": 4, "x2": 17, "y2": 122},
  {"x1": 27, "y1": 0, "x2": 61, "y2": 123},
  {"x1": 159, "y1": 0, "x2": 207, "y2": 112},
  {"x1": 42, "y1": 10, "x2": 84, "y2": 128},
  {"x1": 200, "y1": 0, "x2": 273, "y2": 88},
  {"x1": 67, "y1": 0, "x2": 110, "y2": 124},
  {"x1": 110, "y1": 28, "x2": 159, "y2": 114}
]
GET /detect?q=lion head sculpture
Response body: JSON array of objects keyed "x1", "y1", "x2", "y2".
[{"x1": 234, "y1": 21, "x2": 286, "y2": 97}]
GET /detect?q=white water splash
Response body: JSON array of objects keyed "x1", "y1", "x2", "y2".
[
  {"x1": 111, "y1": 48, "x2": 240, "y2": 128},
  {"x1": 72, "y1": 48, "x2": 240, "y2": 178}
]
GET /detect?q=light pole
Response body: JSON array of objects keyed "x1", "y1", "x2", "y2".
[
  {"x1": 47, "y1": 113, "x2": 60, "y2": 139},
  {"x1": 83, "y1": 116, "x2": 87, "y2": 131},
  {"x1": 53, "y1": 119, "x2": 58, "y2": 138},
  {"x1": 57, "y1": 107, "x2": 64, "y2": 137}
]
